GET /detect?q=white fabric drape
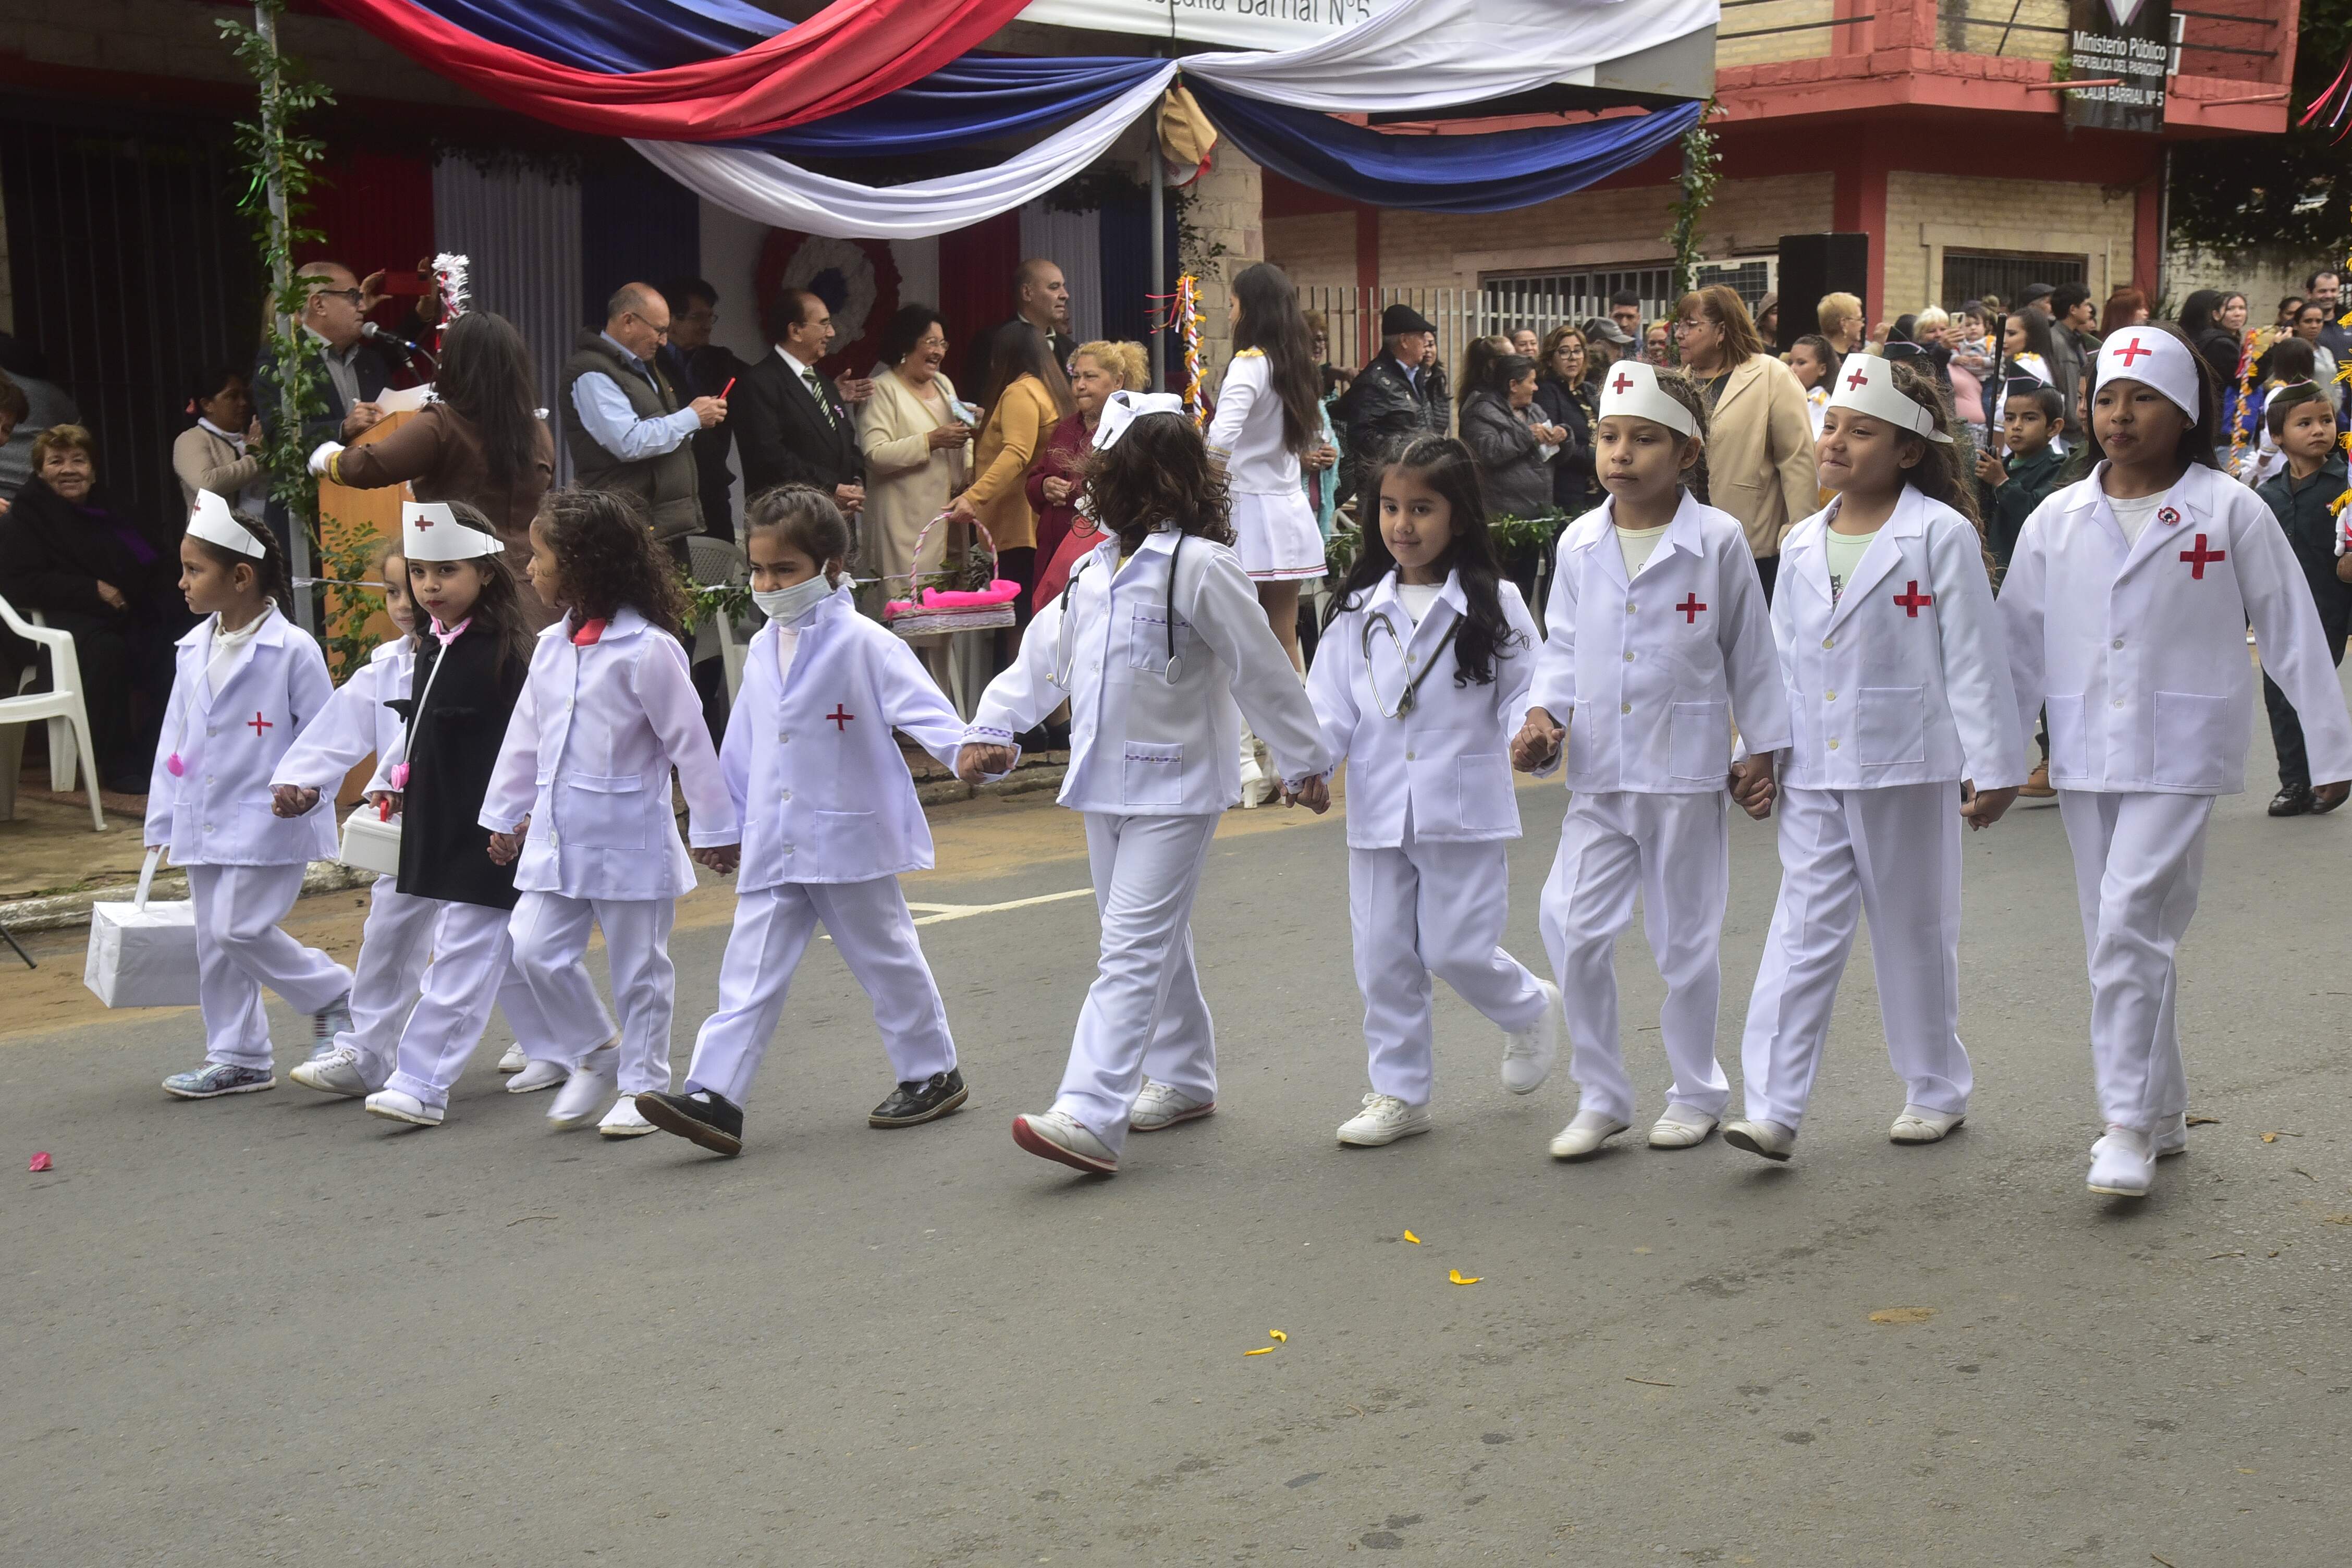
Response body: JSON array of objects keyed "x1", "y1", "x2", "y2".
[
  {"x1": 624, "y1": 0, "x2": 1717, "y2": 242},
  {"x1": 431, "y1": 157, "x2": 584, "y2": 480},
  {"x1": 1020, "y1": 204, "x2": 1103, "y2": 344}
]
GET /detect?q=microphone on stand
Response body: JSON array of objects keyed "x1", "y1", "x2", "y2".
[{"x1": 362, "y1": 321, "x2": 434, "y2": 369}]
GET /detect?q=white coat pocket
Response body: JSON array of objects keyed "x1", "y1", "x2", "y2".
[
  {"x1": 559, "y1": 773, "x2": 647, "y2": 849},
  {"x1": 1856, "y1": 685, "x2": 1927, "y2": 767},
  {"x1": 1669, "y1": 699, "x2": 1730, "y2": 782},
  {"x1": 1121, "y1": 741, "x2": 1185, "y2": 807},
  {"x1": 2043, "y1": 693, "x2": 2088, "y2": 778},
  {"x1": 2151, "y1": 691, "x2": 2235, "y2": 791},
  {"x1": 1125, "y1": 603, "x2": 1180, "y2": 677},
  {"x1": 812, "y1": 808, "x2": 874, "y2": 865},
  {"x1": 1455, "y1": 753, "x2": 1517, "y2": 832}
]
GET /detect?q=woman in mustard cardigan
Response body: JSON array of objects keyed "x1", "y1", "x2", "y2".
[{"x1": 948, "y1": 321, "x2": 1073, "y2": 635}]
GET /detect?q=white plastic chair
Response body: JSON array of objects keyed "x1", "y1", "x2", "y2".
[
  {"x1": 0, "y1": 592, "x2": 105, "y2": 830},
  {"x1": 684, "y1": 534, "x2": 752, "y2": 702}
]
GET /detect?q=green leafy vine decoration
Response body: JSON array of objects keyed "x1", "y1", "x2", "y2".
[{"x1": 1662, "y1": 99, "x2": 1723, "y2": 308}]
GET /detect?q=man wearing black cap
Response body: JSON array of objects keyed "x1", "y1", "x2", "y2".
[
  {"x1": 1582, "y1": 315, "x2": 1637, "y2": 393},
  {"x1": 1333, "y1": 302, "x2": 1447, "y2": 495}
]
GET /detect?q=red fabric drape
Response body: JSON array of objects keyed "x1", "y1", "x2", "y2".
[
  {"x1": 316, "y1": 0, "x2": 1034, "y2": 141},
  {"x1": 938, "y1": 211, "x2": 1022, "y2": 383}
]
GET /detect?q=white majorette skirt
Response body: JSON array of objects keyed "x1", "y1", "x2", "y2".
[{"x1": 1231, "y1": 488, "x2": 1327, "y2": 582}]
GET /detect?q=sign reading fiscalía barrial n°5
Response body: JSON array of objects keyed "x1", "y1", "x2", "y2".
[{"x1": 2064, "y1": 0, "x2": 2173, "y2": 135}]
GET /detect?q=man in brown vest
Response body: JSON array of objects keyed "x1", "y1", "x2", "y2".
[{"x1": 560, "y1": 282, "x2": 727, "y2": 542}]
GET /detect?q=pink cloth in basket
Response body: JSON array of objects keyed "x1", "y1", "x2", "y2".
[{"x1": 886, "y1": 579, "x2": 1022, "y2": 617}]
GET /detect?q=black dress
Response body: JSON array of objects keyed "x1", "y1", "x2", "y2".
[{"x1": 388, "y1": 620, "x2": 528, "y2": 910}]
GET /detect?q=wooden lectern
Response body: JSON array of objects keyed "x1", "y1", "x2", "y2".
[{"x1": 314, "y1": 385, "x2": 430, "y2": 803}]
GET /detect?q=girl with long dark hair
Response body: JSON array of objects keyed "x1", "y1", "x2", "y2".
[
  {"x1": 1308, "y1": 435, "x2": 1555, "y2": 1145},
  {"x1": 951, "y1": 321, "x2": 1073, "y2": 627}
]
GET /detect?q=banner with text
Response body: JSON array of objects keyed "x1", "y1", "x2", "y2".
[{"x1": 2063, "y1": 0, "x2": 2172, "y2": 134}]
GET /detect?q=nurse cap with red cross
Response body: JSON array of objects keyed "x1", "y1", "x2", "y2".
[
  {"x1": 1826, "y1": 352, "x2": 1953, "y2": 444},
  {"x1": 2097, "y1": 328, "x2": 2202, "y2": 421},
  {"x1": 403, "y1": 500, "x2": 505, "y2": 562},
  {"x1": 1597, "y1": 359, "x2": 1697, "y2": 438}
]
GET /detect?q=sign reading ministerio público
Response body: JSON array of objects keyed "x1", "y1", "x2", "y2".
[{"x1": 2064, "y1": 0, "x2": 2174, "y2": 135}]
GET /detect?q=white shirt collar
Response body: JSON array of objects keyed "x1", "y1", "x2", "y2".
[
  {"x1": 775, "y1": 346, "x2": 815, "y2": 383},
  {"x1": 197, "y1": 417, "x2": 244, "y2": 448}
]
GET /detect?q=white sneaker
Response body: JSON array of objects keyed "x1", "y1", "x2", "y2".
[
  {"x1": 2152, "y1": 1112, "x2": 2189, "y2": 1158},
  {"x1": 1499, "y1": 980, "x2": 1562, "y2": 1094},
  {"x1": 1889, "y1": 1105, "x2": 1965, "y2": 1144},
  {"x1": 497, "y1": 1045, "x2": 528, "y2": 1073},
  {"x1": 363, "y1": 1088, "x2": 444, "y2": 1127},
  {"x1": 290, "y1": 1045, "x2": 379, "y2": 1098},
  {"x1": 598, "y1": 1097, "x2": 657, "y2": 1138},
  {"x1": 1649, "y1": 1103, "x2": 1718, "y2": 1148},
  {"x1": 1011, "y1": 1109, "x2": 1118, "y2": 1174},
  {"x1": 506, "y1": 1058, "x2": 567, "y2": 1094},
  {"x1": 1722, "y1": 1117, "x2": 1797, "y2": 1162},
  {"x1": 1337, "y1": 1092, "x2": 1432, "y2": 1147},
  {"x1": 548, "y1": 1044, "x2": 618, "y2": 1129},
  {"x1": 2087, "y1": 1126, "x2": 2155, "y2": 1197},
  {"x1": 1549, "y1": 1109, "x2": 1631, "y2": 1161},
  {"x1": 1131, "y1": 1080, "x2": 1216, "y2": 1132}
]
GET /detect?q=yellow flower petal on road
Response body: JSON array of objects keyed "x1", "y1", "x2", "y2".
[
  {"x1": 1449, "y1": 1269, "x2": 1481, "y2": 1285},
  {"x1": 1868, "y1": 1307, "x2": 1937, "y2": 1325},
  {"x1": 1269, "y1": 1329, "x2": 1288, "y2": 1342},
  {"x1": 1402, "y1": 1230, "x2": 1422, "y2": 1244},
  {"x1": 1243, "y1": 1346, "x2": 1277, "y2": 1356}
]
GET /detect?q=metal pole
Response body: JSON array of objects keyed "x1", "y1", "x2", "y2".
[
  {"x1": 1149, "y1": 134, "x2": 1167, "y2": 392},
  {"x1": 255, "y1": 2, "x2": 314, "y2": 633},
  {"x1": 2155, "y1": 145, "x2": 2172, "y2": 311}
]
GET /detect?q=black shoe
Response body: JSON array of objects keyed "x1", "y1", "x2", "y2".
[
  {"x1": 2268, "y1": 786, "x2": 2312, "y2": 817},
  {"x1": 633, "y1": 1088, "x2": 744, "y2": 1155},
  {"x1": 869, "y1": 1068, "x2": 969, "y2": 1128}
]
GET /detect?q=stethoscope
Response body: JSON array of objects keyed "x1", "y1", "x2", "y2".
[
  {"x1": 1362, "y1": 606, "x2": 1457, "y2": 720},
  {"x1": 1055, "y1": 533, "x2": 1187, "y2": 688}
]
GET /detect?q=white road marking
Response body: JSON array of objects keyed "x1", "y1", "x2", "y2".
[{"x1": 818, "y1": 887, "x2": 1096, "y2": 942}]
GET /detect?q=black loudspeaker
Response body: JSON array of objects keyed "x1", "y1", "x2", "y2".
[{"x1": 1775, "y1": 232, "x2": 1869, "y2": 352}]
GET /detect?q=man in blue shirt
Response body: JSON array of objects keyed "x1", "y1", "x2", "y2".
[{"x1": 558, "y1": 282, "x2": 728, "y2": 543}]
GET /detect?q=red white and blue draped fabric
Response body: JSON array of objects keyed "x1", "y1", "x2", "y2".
[{"x1": 332, "y1": 0, "x2": 1721, "y2": 231}]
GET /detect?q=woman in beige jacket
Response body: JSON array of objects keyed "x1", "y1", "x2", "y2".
[
  {"x1": 856, "y1": 304, "x2": 973, "y2": 595},
  {"x1": 172, "y1": 368, "x2": 264, "y2": 516},
  {"x1": 1674, "y1": 284, "x2": 1820, "y2": 598}
]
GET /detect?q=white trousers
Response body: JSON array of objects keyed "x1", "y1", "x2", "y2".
[
  {"x1": 1050, "y1": 811, "x2": 1221, "y2": 1157},
  {"x1": 1349, "y1": 835, "x2": 1549, "y2": 1106},
  {"x1": 508, "y1": 891, "x2": 679, "y2": 1095},
  {"x1": 383, "y1": 899, "x2": 562, "y2": 1108},
  {"x1": 340, "y1": 876, "x2": 436, "y2": 1083},
  {"x1": 1738, "y1": 783, "x2": 1971, "y2": 1131},
  {"x1": 2057, "y1": 790, "x2": 2212, "y2": 1134},
  {"x1": 187, "y1": 862, "x2": 353, "y2": 1070},
  {"x1": 684, "y1": 878, "x2": 956, "y2": 1105},
  {"x1": 1539, "y1": 789, "x2": 1731, "y2": 1123}
]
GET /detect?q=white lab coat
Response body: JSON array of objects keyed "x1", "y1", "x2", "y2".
[
  {"x1": 1307, "y1": 569, "x2": 1539, "y2": 848},
  {"x1": 965, "y1": 526, "x2": 1334, "y2": 812},
  {"x1": 2002, "y1": 460, "x2": 2352, "y2": 795},
  {"x1": 270, "y1": 635, "x2": 413, "y2": 802},
  {"x1": 1773, "y1": 488, "x2": 2027, "y2": 791},
  {"x1": 145, "y1": 605, "x2": 337, "y2": 866},
  {"x1": 1532, "y1": 492, "x2": 1793, "y2": 791},
  {"x1": 480, "y1": 608, "x2": 738, "y2": 900},
  {"x1": 724, "y1": 586, "x2": 965, "y2": 889}
]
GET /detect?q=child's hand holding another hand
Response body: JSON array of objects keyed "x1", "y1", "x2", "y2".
[
  {"x1": 271, "y1": 784, "x2": 321, "y2": 818},
  {"x1": 1511, "y1": 708, "x2": 1564, "y2": 773}
]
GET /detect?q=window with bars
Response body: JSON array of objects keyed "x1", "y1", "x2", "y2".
[
  {"x1": 1479, "y1": 266, "x2": 1677, "y2": 334},
  {"x1": 1941, "y1": 250, "x2": 2087, "y2": 313}
]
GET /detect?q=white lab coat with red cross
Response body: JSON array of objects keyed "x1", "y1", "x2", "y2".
[
  {"x1": 1736, "y1": 487, "x2": 2026, "y2": 1135},
  {"x1": 1528, "y1": 491, "x2": 1791, "y2": 1128},
  {"x1": 2003, "y1": 460, "x2": 2352, "y2": 1137}
]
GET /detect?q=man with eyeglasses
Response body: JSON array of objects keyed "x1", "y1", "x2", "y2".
[
  {"x1": 657, "y1": 276, "x2": 745, "y2": 543},
  {"x1": 254, "y1": 261, "x2": 398, "y2": 452},
  {"x1": 560, "y1": 281, "x2": 729, "y2": 544}
]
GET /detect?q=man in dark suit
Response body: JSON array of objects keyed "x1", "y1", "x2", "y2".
[
  {"x1": 252, "y1": 260, "x2": 402, "y2": 553},
  {"x1": 734, "y1": 287, "x2": 865, "y2": 519},
  {"x1": 962, "y1": 258, "x2": 1076, "y2": 393},
  {"x1": 657, "y1": 276, "x2": 746, "y2": 542}
]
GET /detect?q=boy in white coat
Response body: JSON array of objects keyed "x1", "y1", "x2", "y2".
[
  {"x1": 151, "y1": 494, "x2": 353, "y2": 1097},
  {"x1": 1511, "y1": 363, "x2": 1792, "y2": 1159},
  {"x1": 959, "y1": 394, "x2": 1336, "y2": 1175},
  {"x1": 1721, "y1": 356, "x2": 2027, "y2": 1162},
  {"x1": 635, "y1": 487, "x2": 972, "y2": 1156},
  {"x1": 1307, "y1": 434, "x2": 1561, "y2": 1146},
  {"x1": 2002, "y1": 324, "x2": 2352, "y2": 1197},
  {"x1": 484, "y1": 489, "x2": 740, "y2": 1137}
]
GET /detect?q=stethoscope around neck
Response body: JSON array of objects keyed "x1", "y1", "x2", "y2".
[
  {"x1": 1055, "y1": 532, "x2": 1187, "y2": 687},
  {"x1": 1361, "y1": 601, "x2": 1457, "y2": 720}
]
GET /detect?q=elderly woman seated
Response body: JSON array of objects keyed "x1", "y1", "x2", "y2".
[{"x1": 0, "y1": 424, "x2": 185, "y2": 792}]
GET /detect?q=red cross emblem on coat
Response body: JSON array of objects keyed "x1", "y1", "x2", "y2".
[
  {"x1": 247, "y1": 711, "x2": 273, "y2": 738},
  {"x1": 1892, "y1": 581, "x2": 1934, "y2": 617},
  {"x1": 2178, "y1": 535, "x2": 2225, "y2": 579},
  {"x1": 826, "y1": 705, "x2": 855, "y2": 731}
]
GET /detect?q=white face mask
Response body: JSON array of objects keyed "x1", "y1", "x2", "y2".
[{"x1": 753, "y1": 572, "x2": 834, "y2": 625}]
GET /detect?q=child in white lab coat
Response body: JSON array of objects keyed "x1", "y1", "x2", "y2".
[
  {"x1": 266, "y1": 544, "x2": 441, "y2": 1095},
  {"x1": 1720, "y1": 356, "x2": 2027, "y2": 1163},
  {"x1": 1510, "y1": 362, "x2": 1792, "y2": 1161},
  {"x1": 1307, "y1": 434, "x2": 1560, "y2": 1146},
  {"x1": 350, "y1": 502, "x2": 562, "y2": 1128},
  {"x1": 151, "y1": 493, "x2": 352, "y2": 1098},
  {"x1": 958, "y1": 392, "x2": 1336, "y2": 1175},
  {"x1": 484, "y1": 488, "x2": 739, "y2": 1138},
  {"x1": 2001, "y1": 323, "x2": 2352, "y2": 1198},
  {"x1": 635, "y1": 486, "x2": 970, "y2": 1157}
]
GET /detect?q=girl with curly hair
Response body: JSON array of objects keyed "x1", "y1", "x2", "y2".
[
  {"x1": 955, "y1": 395, "x2": 1334, "y2": 1176},
  {"x1": 481, "y1": 487, "x2": 739, "y2": 1138}
]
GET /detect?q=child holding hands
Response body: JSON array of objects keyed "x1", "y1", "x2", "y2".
[{"x1": 1510, "y1": 362, "x2": 1791, "y2": 1161}]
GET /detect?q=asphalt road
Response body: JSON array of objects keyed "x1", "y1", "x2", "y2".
[{"x1": 6, "y1": 716, "x2": 2351, "y2": 1566}]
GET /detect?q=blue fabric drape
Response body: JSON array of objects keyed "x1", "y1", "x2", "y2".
[{"x1": 1187, "y1": 86, "x2": 1705, "y2": 214}]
